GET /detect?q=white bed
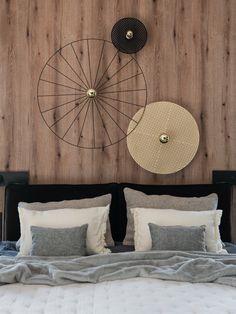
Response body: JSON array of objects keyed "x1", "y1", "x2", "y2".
[
  {"x1": 1, "y1": 278, "x2": 236, "y2": 314},
  {"x1": 1, "y1": 183, "x2": 235, "y2": 314}
]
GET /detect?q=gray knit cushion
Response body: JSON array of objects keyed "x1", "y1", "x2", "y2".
[
  {"x1": 30, "y1": 225, "x2": 88, "y2": 256},
  {"x1": 148, "y1": 223, "x2": 206, "y2": 251}
]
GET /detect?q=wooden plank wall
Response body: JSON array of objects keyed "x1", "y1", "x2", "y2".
[{"x1": 0, "y1": 0, "x2": 236, "y2": 236}]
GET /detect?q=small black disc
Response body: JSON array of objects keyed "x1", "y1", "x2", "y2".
[{"x1": 111, "y1": 17, "x2": 147, "y2": 54}]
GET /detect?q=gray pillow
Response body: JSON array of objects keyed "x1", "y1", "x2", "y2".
[
  {"x1": 148, "y1": 223, "x2": 206, "y2": 251},
  {"x1": 30, "y1": 225, "x2": 88, "y2": 256},
  {"x1": 123, "y1": 188, "x2": 218, "y2": 245},
  {"x1": 18, "y1": 194, "x2": 114, "y2": 246}
]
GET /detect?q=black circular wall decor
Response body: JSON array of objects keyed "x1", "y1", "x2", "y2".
[
  {"x1": 111, "y1": 17, "x2": 147, "y2": 54},
  {"x1": 37, "y1": 39, "x2": 147, "y2": 149}
]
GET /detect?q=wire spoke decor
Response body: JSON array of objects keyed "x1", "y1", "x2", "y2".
[{"x1": 37, "y1": 39, "x2": 147, "y2": 149}]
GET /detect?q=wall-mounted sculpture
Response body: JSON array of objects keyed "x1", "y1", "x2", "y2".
[
  {"x1": 111, "y1": 17, "x2": 148, "y2": 54},
  {"x1": 37, "y1": 38, "x2": 147, "y2": 148},
  {"x1": 37, "y1": 19, "x2": 199, "y2": 175},
  {"x1": 127, "y1": 101, "x2": 200, "y2": 174}
]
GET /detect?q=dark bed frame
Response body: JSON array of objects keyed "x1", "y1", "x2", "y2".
[{"x1": 3, "y1": 183, "x2": 232, "y2": 243}]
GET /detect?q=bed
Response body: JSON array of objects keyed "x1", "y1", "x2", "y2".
[{"x1": 1, "y1": 183, "x2": 236, "y2": 314}]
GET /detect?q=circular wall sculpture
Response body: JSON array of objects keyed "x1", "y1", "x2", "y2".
[
  {"x1": 127, "y1": 101, "x2": 200, "y2": 174},
  {"x1": 37, "y1": 39, "x2": 147, "y2": 149},
  {"x1": 111, "y1": 17, "x2": 147, "y2": 54}
]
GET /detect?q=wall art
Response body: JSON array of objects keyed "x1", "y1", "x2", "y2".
[
  {"x1": 127, "y1": 101, "x2": 200, "y2": 174},
  {"x1": 111, "y1": 17, "x2": 148, "y2": 54},
  {"x1": 37, "y1": 38, "x2": 147, "y2": 148}
]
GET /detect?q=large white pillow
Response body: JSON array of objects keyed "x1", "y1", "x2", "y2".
[
  {"x1": 18, "y1": 205, "x2": 110, "y2": 256},
  {"x1": 130, "y1": 208, "x2": 223, "y2": 253}
]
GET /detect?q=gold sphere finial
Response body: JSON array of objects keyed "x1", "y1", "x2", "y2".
[
  {"x1": 87, "y1": 88, "x2": 97, "y2": 98},
  {"x1": 126, "y1": 30, "x2": 134, "y2": 40},
  {"x1": 159, "y1": 133, "x2": 170, "y2": 144}
]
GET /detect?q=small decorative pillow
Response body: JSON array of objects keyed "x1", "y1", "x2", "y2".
[
  {"x1": 148, "y1": 223, "x2": 206, "y2": 252},
  {"x1": 123, "y1": 188, "x2": 218, "y2": 245},
  {"x1": 30, "y1": 225, "x2": 88, "y2": 256}
]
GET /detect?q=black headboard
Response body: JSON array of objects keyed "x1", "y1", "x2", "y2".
[
  {"x1": 3, "y1": 183, "x2": 232, "y2": 243},
  {"x1": 3, "y1": 183, "x2": 119, "y2": 241}
]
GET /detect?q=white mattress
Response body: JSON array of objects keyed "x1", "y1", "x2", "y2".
[{"x1": 0, "y1": 278, "x2": 236, "y2": 314}]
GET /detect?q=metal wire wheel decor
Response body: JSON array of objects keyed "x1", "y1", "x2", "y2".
[{"x1": 37, "y1": 39, "x2": 147, "y2": 149}]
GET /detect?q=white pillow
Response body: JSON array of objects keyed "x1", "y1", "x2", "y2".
[
  {"x1": 131, "y1": 208, "x2": 223, "y2": 253},
  {"x1": 18, "y1": 205, "x2": 110, "y2": 256}
]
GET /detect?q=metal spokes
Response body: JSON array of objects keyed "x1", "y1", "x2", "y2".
[{"x1": 37, "y1": 39, "x2": 147, "y2": 149}]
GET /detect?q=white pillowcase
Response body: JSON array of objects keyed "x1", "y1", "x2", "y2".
[
  {"x1": 130, "y1": 208, "x2": 223, "y2": 253},
  {"x1": 18, "y1": 205, "x2": 110, "y2": 256}
]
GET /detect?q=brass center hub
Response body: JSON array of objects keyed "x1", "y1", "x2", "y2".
[
  {"x1": 87, "y1": 88, "x2": 97, "y2": 98},
  {"x1": 159, "y1": 133, "x2": 170, "y2": 144},
  {"x1": 126, "y1": 30, "x2": 134, "y2": 40}
]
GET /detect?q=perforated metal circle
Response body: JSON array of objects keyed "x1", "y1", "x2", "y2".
[
  {"x1": 111, "y1": 18, "x2": 147, "y2": 54},
  {"x1": 127, "y1": 101, "x2": 200, "y2": 174}
]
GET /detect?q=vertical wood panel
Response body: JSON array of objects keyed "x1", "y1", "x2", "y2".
[{"x1": 0, "y1": 0, "x2": 235, "y2": 184}]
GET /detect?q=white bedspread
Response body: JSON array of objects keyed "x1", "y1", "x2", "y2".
[{"x1": 0, "y1": 278, "x2": 236, "y2": 314}]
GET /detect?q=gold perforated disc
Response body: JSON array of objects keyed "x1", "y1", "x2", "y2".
[{"x1": 127, "y1": 101, "x2": 200, "y2": 174}]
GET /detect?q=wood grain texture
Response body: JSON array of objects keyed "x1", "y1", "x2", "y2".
[{"x1": 0, "y1": 0, "x2": 236, "y2": 236}]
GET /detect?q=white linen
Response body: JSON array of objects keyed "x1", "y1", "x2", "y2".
[
  {"x1": 0, "y1": 278, "x2": 236, "y2": 314},
  {"x1": 18, "y1": 205, "x2": 110, "y2": 255},
  {"x1": 131, "y1": 208, "x2": 223, "y2": 252}
]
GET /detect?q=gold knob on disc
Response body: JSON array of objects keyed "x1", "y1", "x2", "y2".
[{"x1": 159, "y1": 133, "x2": 170, "y2": 144}]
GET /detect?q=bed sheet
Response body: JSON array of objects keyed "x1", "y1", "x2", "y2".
[{"x1": 0, "y1": 277, "x2": 236, "y2": 314}]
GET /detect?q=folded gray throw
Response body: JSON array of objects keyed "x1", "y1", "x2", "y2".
[{"x1": 0, "y1": 251, "x2": 236, "y2": 287}]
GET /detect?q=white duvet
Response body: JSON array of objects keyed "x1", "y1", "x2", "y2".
[{"x1": 0, "y1": 278, "x2": 236, "y2": 314}]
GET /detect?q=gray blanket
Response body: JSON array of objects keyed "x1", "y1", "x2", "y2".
[{"x1": 1, "y1": 251, "x2": 236, "y2": 287}]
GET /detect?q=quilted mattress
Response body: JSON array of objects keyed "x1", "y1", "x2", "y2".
[{"x1": 0, "y1": 278, "x2": 236, "y2": 314}]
